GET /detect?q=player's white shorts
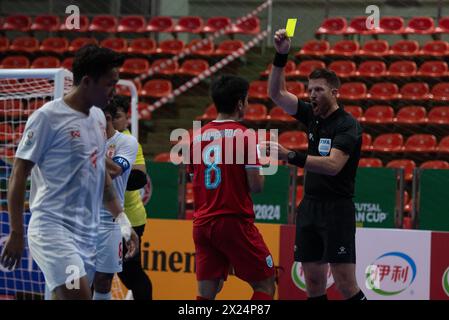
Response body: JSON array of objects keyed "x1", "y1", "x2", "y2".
[
  {"x1": 28, "y1": 230, "x2": 96, "y2": 292},
  {"x1": 95, "y1": 224, "x2": 122, "y2": 274}
]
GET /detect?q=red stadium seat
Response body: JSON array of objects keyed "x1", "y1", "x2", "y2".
[
  {"x1": 358, "y1": 40, "x2": 389, "y2": 57},
  {"x1": 438, "y1": 136, "x2": 449, "y2": 153},
  {"x1": 286, "y1": 81, "x2": 305, "y2": 98},
  {"x1": 358, "y1": 158, "x2": 383, "y2": 167},
  {"x1": 120, "y1": 58, "x2": 150, "y2": 75},
  {"x1": 404, "y1": 16, "x2": 435, "y2": 34},
  {"x1": 117, "y1": 15, "x2": 146, "y2": 33},
  {"x1": 357, "y1": 60, "x2": 387, "y2": 78},
  {"x1": 154, "y1": 153, "x2": 172, "y2": 162},
  {"x1": 68, "y1": 37, "x2": 98, "y2": 53},
  {"x1": 230, "y1": 16, "x2": 260, "y2": 34},
  {"x1": 260, "y1": 60, "x2": 296, "y2": 77},
  {"x1": 386, "y1": 159, "x2": 416, "y2": 181},
  {"x1": 316, "y1": 17, "x2": 347, "y2": 35},
  {"x1": 128, "y1": 38, "x2": 157, "y2": 55},
  {"x1": 9, "y1": 36, "x2": 39, "y2": 53},
  {"x1": 186, "y1": 39, "x2": 214, "y2": 56},
  {"x1": 295, "y1": 185, "x2": 304, "y2": 206},
  {"x1": 404, "y1": 134, "x2": 437, "y2": 153},
  {"x1": 395, "y1": 106, "x2": 427, "y2": 125},
  {"x1": 379, "y1": 16, "x2": 405, "y2": 34},
  {"x1": 0, "y1": 99, "x2": 22, "y2": 117},
  {"x1": 417, "y1": 61, "x2": 448, "y2": 77},
  {"x1": 60, "y1": 15, "x2": 89, "y2": 32},
  {"x1": 345, "y1": 106, "x2": 364, "y2": 121},
  {"x1": 202, "y1": 16, "x2": 231, "y2": 33},
  {"x1": 100, "y1": 38, "x2": 128, "y2": 53},
  {"x1": 0, "y1": 37, "x2": 9, "y2": 51},
  {"x1": 296, "y1": 60, "x2": 326, "y2": 77},
  {"x1": 62, "y1": 57, "x2": 74, "y2": 70},
  {"x1": 269, "y1": 106, "x2": 296, "y2": 122},
  {"x1": 431, "y1": 83, "x2": 449, "y2": 101},
  {"x1": 428, "y1": 107, "x2": 449, "y2": 125},
  {"x1": 137, "y1": 102, "x2": 151, "y2": 121},
  {"x1": 140, "y1": 79, "x2": 173, "y2": 98},
  {"x1": 364, "y1": 105, "x2": 395, "y2": 124},
  {"x1": 30, "y1": 15, "x2": 60, "y2": 32},
  {"x1": 214, "y1": 40, "x2": 244, "y2": 56},
  {"x1": 362, "y1": 133, "x2": 373, "y2": 151},
  {"x1": 151, "y1": 59, "x2": 179, "y2": 75},
  {"x1": 400, "y1": 82, "x2": 430, "y2": 100},
  {"x1": 403, "y1": 191, "x2": 412, "y2": 215},
  {"x1": 0, "y1": 123, "x2": 13, "y2": 142},
  {"x1": 389, "y1": 40, "x2": 420, "y2": 57},
  {"x1": 244, "y1": 104, "x2": 268, "y2": 121},
  {"x1": 296, "y1": 40, "x2": 330, "y2": 58},
  {"x1": 178, "y1": 59, "x2": 209, "y2": 76},
  {"x1": 157, "y1": 39, "x2": 185, "y2": 55},
  {"x1": 419, "y1": 40, "x2": 449, "y2": 57},
  {"x1": 345, "y1": 16, "x2": 373, "y2": 35},
  {"x1": 248, "y1": 81, "x2": 268, "y2": 100},
  {"x1": 329, "y1": 40, "x2": 359, "y2": 57},
  {"x1": 387, "y1": 60, "x2": 417, "y2": 77},
  {"x1": 40, "y1": 37, "x2": 69, "y2": 54},
  {"x1": 338, "y1": 82, "x2": 367, "y2": 100},
  {"x1": 115, "y1": 81, "x2": 142, "y2": 97},
  {"x1": 89, "y1": 15, "x2": 117, "y2": 33},
  {"x1": 328, "y1": 60, "x2": 357, "y2": 78},
  {"x1": 279, "y1": 131, "x2": 308, "y2": 150},
  {"x1": 368, "y1": 82, "x2": 400, "y2": 100},
  {"x1": 197, "y1": 104, "x2": 217, "y2": 121},
  {"x1": 420, "y1": 160, "x2": 449, "y2": 169},
  {"x1": 185, "y1": 183, "x2": 194, "y2": 204},
  {"x1": 0, "y1": 55, "x2": 30, "y2": 68},
  {"x1": 31, "y1": 56, "x2": 61, "y2": 68},
  {"x1": 1, "y1": 15, "x2": 31, "y2": 32},
  {"x1": 146, "y1": 16, "x2": 174, "y2": 33},
  {"x1": 435, "y1": 17, "x2": 449, "y2": 34},
  {"x1": 12, "y1": 123, "x2": 26, "y2": 143},
  {"x1": 372, "y1": 133, "x2": 404, "y2": 152},
  {"x1": 174, "y1": 16, "x2": 204, "y2": 33}
]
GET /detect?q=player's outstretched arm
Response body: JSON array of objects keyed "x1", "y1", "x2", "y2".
[
  {"x1": 268, "y1": 29, "x2": 298, "y2": 115},
  {"x1": 0, "y1": 158, "x2": 34, "y2": 270}
]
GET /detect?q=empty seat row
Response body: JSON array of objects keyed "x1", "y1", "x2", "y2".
[
  {"x1": 316, "y1": 16, "x2": 449, "y2": 36},
  {"x1": 297, "y1": 39, "x2": 449, "y2": 58},
  {"x1": 0, "y1": 14, "x2": 260, "y2": 35},
  {"x1": 362, "y1": 133, "x2": 449, "y2": 154}
]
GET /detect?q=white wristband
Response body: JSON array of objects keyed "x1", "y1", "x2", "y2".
[{"x1": 115, "y1": 212, "x2": 132, "y2": 241}]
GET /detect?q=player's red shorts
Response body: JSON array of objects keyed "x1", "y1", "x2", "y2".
[{"x1": 193, "y1": 215, "x2": 275, "y2": 282}]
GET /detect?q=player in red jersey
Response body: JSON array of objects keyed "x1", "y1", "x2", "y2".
[{"x1": 187, "y1": 75, "x2": 276, "y2": 300}]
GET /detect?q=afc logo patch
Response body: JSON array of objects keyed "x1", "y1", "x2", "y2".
[
  {"x1": 318, "y1": 138, "x2": 331, "y2": 156},
  {"x1": 266, "y1": 255, "x2": 274, "y2": 268}
]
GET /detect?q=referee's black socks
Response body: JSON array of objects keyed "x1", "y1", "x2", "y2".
[
  {"x1": 347, "y1": 290, "x2": 367, "y2": 301},
  {"x1": 307, "y1": 294, "x2": 328, "y2": 300}
]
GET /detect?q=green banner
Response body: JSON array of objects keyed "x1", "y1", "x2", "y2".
[
  {"x1": 252, "y1": 165, "x2": 290, "y2": 224},
  {"x1": 145, "y1": 161, "x2": 179, "y2": 219},
  {"x1": 418, "y1": 169, "x2": 449, "y2": 232},
  {"x1": 354, "y1": 168, "x2": 397, "y2": 228}
]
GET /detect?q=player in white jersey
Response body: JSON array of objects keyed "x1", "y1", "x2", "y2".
[
  {"x1": 0, "y1": 45, "x2": 139, "y2": 300},
  {"x1": 93, "y1": 97, "x2": 138, "y2": 300}
]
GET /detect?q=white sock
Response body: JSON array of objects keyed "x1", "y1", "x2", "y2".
[{"x1": 93, "y1": 291, "x2": 112, "y2": 300}]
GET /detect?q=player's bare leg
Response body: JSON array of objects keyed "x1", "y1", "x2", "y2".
[
  {"x1": 93, "y1": 272, "x2": 114, "y2": 300},
  {"x1": 197, "y1": 279, "x2": 224, "y2": 300},
  {"x1": 302, "y1": 262, "x2": 328, "y2": 298},
  {"x1": 330, "y1": 263, "x2": 363, "y2": 299},
  {"x1": 249, "y1": 275, "x2": 276, "y2": 299},
  {"x1": 53, "y1": 275, "x2": 92, "y2": 300}
]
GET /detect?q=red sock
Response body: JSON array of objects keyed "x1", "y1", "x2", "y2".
[
  {"x1": 251, "y1": 291, "x2": 273, "y2": 300},
  {"x1": 196, "y1": 296, "x2": 209, "y2": 300}
]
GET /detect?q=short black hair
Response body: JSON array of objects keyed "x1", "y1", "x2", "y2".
[
  {"x1": 308, "y1": 68, "x2": 341, "y2": 89},
  {"x1": 210, "y1": 74, "x2": 249, "y2": 114},
  {"x1": 103, "y1": 95, "x2": 129, "y2": 119},
  {"x1": 72, "y1": 44, "x2": 125, "y2": 86}
]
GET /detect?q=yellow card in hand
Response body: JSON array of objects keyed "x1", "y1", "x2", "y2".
[{"x1": 286, "y1": 18, "x2": 297, "y2": 37}]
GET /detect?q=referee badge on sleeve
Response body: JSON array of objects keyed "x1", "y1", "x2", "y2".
[{"x1": 318, "y1": 138, "x2": 331, "y2": 156}]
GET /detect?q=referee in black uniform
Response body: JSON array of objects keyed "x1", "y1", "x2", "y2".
[{"x1": 262, "y1": 29, "x2": 366, "y2": 300}]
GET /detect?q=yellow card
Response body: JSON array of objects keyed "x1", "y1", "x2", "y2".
[{"x1": 286, "y1": 18, "x2": 297, "y2": 37}]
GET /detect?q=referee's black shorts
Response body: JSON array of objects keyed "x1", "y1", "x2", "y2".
[{"x1": 294, "y1": 197, "x2": 356, "y2": 264}]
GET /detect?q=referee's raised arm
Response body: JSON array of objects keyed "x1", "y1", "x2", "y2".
[{"x1": 268, "y1": 29, "x2": 299, "y2": 115}]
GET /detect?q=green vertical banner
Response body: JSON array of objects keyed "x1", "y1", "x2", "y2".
[
  {"x1": 145, "y1": 161, "x2": 179, "y2": 219},
  {"x1": 418, "y1": 169, "x2": 449, "y2": 232},
  {"x1": 354, "y1": 168, "x2": 397, "y2": 228},
  {"x1": 252, "y1": 165, "x2": 290, "y2": 224}
]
